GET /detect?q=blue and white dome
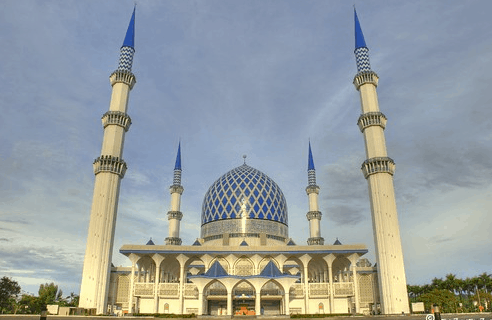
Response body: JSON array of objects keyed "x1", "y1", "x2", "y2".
[
  {"x1": 202, "y1": 164, "x2": 288, "y2": 225},
  {"x1": 200, "y1": 164, "x2": 289, "y2": 242}
]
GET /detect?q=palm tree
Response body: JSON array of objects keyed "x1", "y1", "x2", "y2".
[
  {"x1": 463, "y1": 277, "x2": 475, "y2": 298},
  {"x1": 432, "y1": 277, "x2": 445, "y2": 290},
  {"x1": 444, "y1": 274, "x2": 458, "y2": 294},
  {"x1": 477, "y1": 273, "x2": 492, "y2": 293}
]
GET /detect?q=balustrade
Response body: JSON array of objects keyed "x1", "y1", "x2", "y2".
[
  {"x1": 309, "y1": 283, "x2": 330, "y2": 297},
  {"x1": 134, "y1": 282, "x2": 154, "y2": 296},
  {"x1": 333, "y1": 282, "x2": 354, "y2": 296},
  {"x1": 184, "y1": 283, "x2": 198, "y2": 298},
  {"x1": 289, "y1": 284, "x2": 304, "y2": 298},
  {"x1": 159, "y1": 283, "x2": 179, "y2": 297}
]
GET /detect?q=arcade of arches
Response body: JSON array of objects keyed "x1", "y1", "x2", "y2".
[{"x1": 108, "y1": 248, "x2": 380, "y2": 315}]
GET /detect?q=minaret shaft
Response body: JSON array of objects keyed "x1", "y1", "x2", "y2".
[
  {"x1": 353, "y1": 9, "x2": 409, "y2": 313},
  {"x1": 109, "y1": 83, "x2": 131, "y2": 112},
  {"x1": 168, "y1": 191, "x2": 183, "y2": 238},
  {"x1": 356, "y1": 76, "x2": 409, "y2": 314},
  {"x1": 79, "y1": 9, "x2": 136, "y2": 314}
]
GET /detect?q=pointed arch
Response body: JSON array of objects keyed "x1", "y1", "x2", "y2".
[{"x1": 234, "y1": 256, "x2": 254, "y2": 276}]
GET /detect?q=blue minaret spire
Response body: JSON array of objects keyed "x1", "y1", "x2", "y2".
[
  {"x1": 354, "y1": 8, "x2": 372, "y2": 73},
  {"x1": 118, "y1": 7, "x2": 136, "y2": 72},
  {"x1": 173, "y1": 142, "x2": 182, "y2": 185},
  {"x1": 308, "y1": 141, "x2": 317, "y2": 186}
]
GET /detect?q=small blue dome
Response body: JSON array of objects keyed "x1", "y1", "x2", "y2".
[{"x1": 201, "y1": 164, "x2": 288, "y2": 226}]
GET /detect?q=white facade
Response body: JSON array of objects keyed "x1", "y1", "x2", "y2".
[{"x1": 108, "y1": 245, "x2": 380, "y2": 316}]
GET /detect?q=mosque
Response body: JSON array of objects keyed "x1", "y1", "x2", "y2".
[{"x1": 78, "y1": 8, "x2": 410, "y2": 316}]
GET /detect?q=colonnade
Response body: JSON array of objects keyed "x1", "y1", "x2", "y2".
[{"x1": 122, "y1": 251, "x2": 363, "y2": 315}]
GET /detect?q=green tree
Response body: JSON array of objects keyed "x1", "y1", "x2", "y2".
[
  {"x1": 418, "y1": 289, "x2": 458, "y2": 313},
  {"x1": 17, "y1": 294, "x2": 42, "y2": 314},
  {"x1": 443, "y1": 274, "x2": 458, "y2": 294},
  {"x1": 431, "y1": 277, "x2": 445, "y2": 290},
  {"x1": 38, "y1": 283, "x2": 63, "y2": 310},
  {"x1": 0, "y1": 276, "x2": 21, "y2": 314}
]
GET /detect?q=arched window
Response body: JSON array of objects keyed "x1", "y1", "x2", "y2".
[
  {"x1": 164, "y1": 303, "x2": 169, "y2": 313},
  {"x1": 318, "y1": 303, "x2": 324, "y2": 314}
]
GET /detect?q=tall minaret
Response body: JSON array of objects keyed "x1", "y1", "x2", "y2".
[
  {"x1": 352, "y1": 9, "x2": 409, "y2": 314},
  {"x1": 306, "y1": 142, "x2": 324, "y2": 245},
  {"x1": 79, "y1": 8, "x2": 136, "y2": 314},
  {"x1": 165, "y1": 143, "x2": 184, "y2": 245}
]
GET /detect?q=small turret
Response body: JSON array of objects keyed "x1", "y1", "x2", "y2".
[
  {"x1": 306, "y1": 142, "x2": 324, "y2": 245},
  {"x1": 166, "y1": 143, "x2": 184, "y2": 245}
]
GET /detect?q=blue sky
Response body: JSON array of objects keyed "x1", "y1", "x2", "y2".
[{"x1": 1, "y1": 1, "x2": 491, "y2": 296}]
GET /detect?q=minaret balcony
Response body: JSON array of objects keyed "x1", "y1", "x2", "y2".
[
  {"x1": 110, "y1": 70, "x2": 136, "y2": 89},
  {"x1": 165, "y1": 237, "x2": 182, "y2": 245},
  {"x1": 93, "y1": 155, "x2": 127, "y2": 177},
  {"x1": 307, "y1": 237, "x2": 325, "y2": 245},
  {"x1": 102, "y1": 111, "x2": 132, "y2": 131},
  {"x1": 361, "y1": 157, "x2": 395, "y2": 179},
  {"x1": 353, "y1": 71, "x2": 379, "y2": 90},
  {"x1": 169, "y1": 185, "x2": 184, "y2": 195},
  {"x1": 167, "y1": 211, "x2": 183, "y2": 221},
  {"x1": 306, "y1": 211, "x2": 322, "y2": 221},
  {"x1": 305, "y1": 185, "x2": 320, "y2": 195},
  {"x1": 357, "y1": 111, "x2": 387, "y2": 132}
]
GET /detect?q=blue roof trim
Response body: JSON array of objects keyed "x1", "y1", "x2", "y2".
[
  {"x1": 240, "y1": 240, "x2": 249, "y2": 246},
  {"x1": 189, "y1": 261, "x2": 298, "y2": 280},
  {"x1": 308, "y1": 142, "x2": 315, "y2": 171},
  {"x1": 174, "y1": 142, "x2": 182, "y2": 170},
  {"x1": 287, "y1": 239, "x2": 296, "y2": 246},
  {"x1": 354, "y1": 9, "x2": 367, "y2": 49},
  {"x1": 204, "y1": 261, "x2": 228, "y2": 277},
  {"x1": 259, "y1": 261, "x2": 283, "y2": 277},
  {"x1": 192, "y1": 239, "x2": 201, "y2": 246},
  {"x1": 122, "y1": 7, "x2": 135, "y2": 49},
  {"x1": 146, "y1": 239, "x2": 155, "y2": 245}
]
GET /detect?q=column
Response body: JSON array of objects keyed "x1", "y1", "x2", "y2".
[
  {"x1": 179, "y1": 264, "x2": 185, "y2": 314},
  {"x1": 328, "y1": 266, "x2": 334, "y2": 313},
  {"x1": 304, "y1": 265, "x2": 309, "y2": 314},
  {"x1": 128, "y1": 261, "x2": 136, "y2": 313},
  {"x1": 198, "y1": 289, "x2": 204, "y2": 315},
  {"x1": 153, "y1": 254, "x2": 165, "y2": 313},
  {"x1": 227, "y1": 290, "x2": 233, "y2": 316},
  {"x1": 284, "y1": 291, "x2": 290, "y2": 315},
  {"x1": 255, "y1": 292, "x2": 261, "y2": 315}
]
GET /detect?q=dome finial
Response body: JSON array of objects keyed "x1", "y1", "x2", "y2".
[{"x1": 243, "y1": 154, "x2": 247, "y2": 165}]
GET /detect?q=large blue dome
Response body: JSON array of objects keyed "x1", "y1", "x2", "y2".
[{"x1": 201, "y1": 164, "x2": 288, "y2": 226}]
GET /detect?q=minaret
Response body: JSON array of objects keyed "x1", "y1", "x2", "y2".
[
  {"x1": 306, "y1": 142, "x2": 324, "y2": 245},
  {"x1": 352, "y1": 9, "x2": 410, "y2": 314},
  {"x1": 165, "y1": 143, "x2": 184, "y2": 245},
  {"x1": 79, "y1": 8, "x2": 136, "y2": 314}
]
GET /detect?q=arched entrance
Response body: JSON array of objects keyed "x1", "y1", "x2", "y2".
[
  {"x1": 233, "y1": 281, "x2": 255, "y2": 315},
  {"x1": 260, "y1": 280, "x2": 283, "y2": 315},
  {"x1": 205, "y1": 281, "x2": 227, "y2": 315}
]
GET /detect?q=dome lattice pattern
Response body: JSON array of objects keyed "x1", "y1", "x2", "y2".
[{"x1": 201, "y1": 164, "x2": 288, "y2": 226}]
